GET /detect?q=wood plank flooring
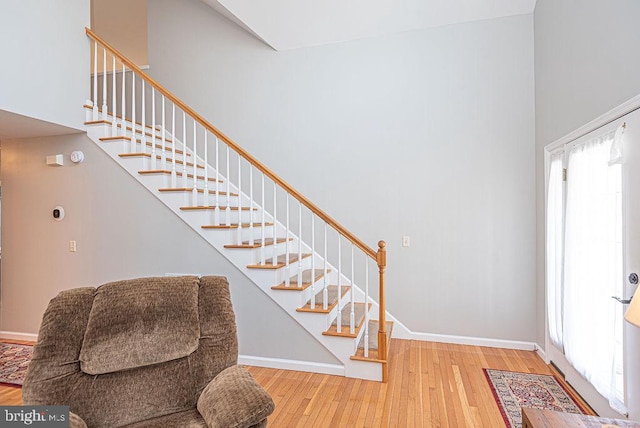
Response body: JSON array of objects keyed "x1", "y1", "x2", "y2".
[{"x1": 0, "y1": 338, "x2": 591, "y2": 427}]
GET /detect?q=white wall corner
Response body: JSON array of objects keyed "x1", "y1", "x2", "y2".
[{"x1": 534, "y1": 342, "x2": 547, "y2": 362}]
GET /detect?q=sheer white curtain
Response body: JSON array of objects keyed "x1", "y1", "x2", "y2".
[
  {"x1": 546, "y1": 151, "x2": 564, "y2": 349},
  {"x1": 562, "y1": 128, "x2": 625, "y2": 413}
]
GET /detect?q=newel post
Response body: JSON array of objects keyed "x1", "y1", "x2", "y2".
[{"x1": 376, "y1": 240, "x2": 388, "y2": 383}]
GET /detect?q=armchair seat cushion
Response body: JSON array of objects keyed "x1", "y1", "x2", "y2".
[{"x1": 122, "y1": 409, "x2": 206, "y2": 428}]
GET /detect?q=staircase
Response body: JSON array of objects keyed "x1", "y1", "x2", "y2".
[{"x1": 85, "y1": 28, "x2": 403, "y2": 382}]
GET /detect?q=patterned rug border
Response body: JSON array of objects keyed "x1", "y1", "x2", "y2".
[
  {"x1": 0, "y1": 341, "x2": 34, "y2": 388},
  {"x1": 483, "y1": 368, "x2": 589, "y2": 428}
]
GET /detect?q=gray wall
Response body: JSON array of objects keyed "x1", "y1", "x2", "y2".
[
  {"x1": 0, "y1": 133, "x2": 338, "y2": 364},
  {"x1": 0, "y1": 0, "x2": 89, "y2": 131},
  {"x1": 534, "y1": 0, "x2": 640, "y2": 351},
  {"x1": 148, "y1": 0, "x2": 536, "y2": 341}
]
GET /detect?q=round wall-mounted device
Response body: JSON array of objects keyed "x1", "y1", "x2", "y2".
[
  {"x1": 70, "y1": 150, "x2": 85, "y2": 163},
  {"x1": 53, "y1": 206, "x2": 65, "y2": 221}
]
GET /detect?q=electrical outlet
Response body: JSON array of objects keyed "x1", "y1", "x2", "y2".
[
  {"x1": 402, "y1": 236, "x2": 410, "y2": 247},
  {"x1": 69, "y1": 240, "x2": 77, "y2": 252}
]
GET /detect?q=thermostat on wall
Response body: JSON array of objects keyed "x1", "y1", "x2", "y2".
[
  {"x1": 70, "y1": 150, "x2": 85, "y2": 163},
  {"x1": 53, "y1": 206, "x2": 65, "y2": 221}
]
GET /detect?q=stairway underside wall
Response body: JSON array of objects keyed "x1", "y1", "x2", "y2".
[{"x1": 0, "y1": 132, "x2": 340, "y2": 365}]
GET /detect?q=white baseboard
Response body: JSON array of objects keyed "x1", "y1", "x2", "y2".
[
  {"x1": 409, "y1": 331, "x2": 536, "y2": 351},
  {"x1": 0, "y1": 331, "x2": 38, "y2": 342},
  {"x1": 239, "y1": 354, "x2": 344, "y2": 377}
]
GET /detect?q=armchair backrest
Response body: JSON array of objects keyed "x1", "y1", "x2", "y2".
[{"x1": 23, "y1": 276, "x2": 238, "y2": 428}]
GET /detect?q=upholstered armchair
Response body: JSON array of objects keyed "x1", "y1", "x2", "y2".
[{"x1": 23, "y1": 276, "x2": 274, "y2": 428}]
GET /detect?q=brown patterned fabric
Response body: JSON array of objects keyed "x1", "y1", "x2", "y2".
[
  {"x1": 69, "y1": 412, "x2": 88, "y2": 428},
  {"x1": 122, "y1": 409, "x2": 206, "y2": 428},
  {"x1": 80, "y1": 276, "x2": 201, "y2": 375},
  {"x1": 197, "y1": 365, "x2": 275, "y2": 428},
  {"x1": 23, "y1": 276, "x2": 273, "y2": 428}
]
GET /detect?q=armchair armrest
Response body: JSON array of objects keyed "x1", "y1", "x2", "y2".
[
  {"x1": 197, "y1": 365, "x2": 274, "y2": 428},
  {"x1": 69, "y1": 412, "x2": 87, "y2": 428}
]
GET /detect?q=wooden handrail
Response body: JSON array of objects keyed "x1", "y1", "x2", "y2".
[{"x1": 86, "y1": 27, "x2": 377, "y2": 260}]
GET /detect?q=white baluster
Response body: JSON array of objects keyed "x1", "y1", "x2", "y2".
[
  {"x1": 130, "y1": 73, "x2": 136, "y2": 153},
  {"x1": 350, "y1": 245, "x2": 355, "y2": 334},
  {"x1": 121, "y1": 63, "x2": 126, "y2": 148},
  {"x1": 92, "y1": 41, "x2": 98, "y2": 120},
  {"x1": 111, "y1": 55, "x2": 117, "y2": 135},
  {"x1": 364, "y1": 257, "x2": 370, "y2": 358},
  {"x1": 337, "y1": 235, "x2": 342, "y2": 332},
  {"x1": 161, "y1": 96, "x2": 166, "y2": 170},
  {"x1": 141, "y1": 80, "x2": 146, "y2": 154},
  {"x1": 181, "y1": 112, "x2": 187, "y2": 187},
  {"x1": 171, "y1": 104, "x2": 177, "y2": 187},
  {"x1": 102, "y1": 48, "x2": 107, "y2": 119},
  {"x1": 323, "y1": 223, "x2": 328, "y2": 311},
  {"x1": 272, "y1": 182, "x2": 277, "y2": 267},
  {"x1": 249, "y1": 167, "x2": 254, "y2": 246},
  {"x1": 151, "y1": 89, "x2": 157, "y2": 170},
  {"x1": 225, "y1": 146, "x2": 231, "y2": 226},
  {"x1": 203, "y1": 133, "x2": 210, "y2": 207},
  {"x1": 130, "y1": 73, "x2": 137, "y2": 150},
  {"x1": 298, "y1": 204, "x2": 303, "y2": 289},
  {"x1": 192, "y1": 121, "x2": 198, "y2": 206},
  {"x1": 310, "y1": 213, "x2": 315, "y2": 308},
  {"x1": 214, "y1": 137, "x2": 220, "y2": 225},
  {"x1": 284, "y1": 195, "x2": 290, "y2": 287},
  {"x1": 260, "y1": 174, "x2": 266, "y2": 265},
  {"x1": 236, "y1": 156, "x2": 242, "y2": 244}
]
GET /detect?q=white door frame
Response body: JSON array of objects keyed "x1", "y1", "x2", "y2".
[{"x1": 543, "y1": 93, "x2": 640, "y2": 418}]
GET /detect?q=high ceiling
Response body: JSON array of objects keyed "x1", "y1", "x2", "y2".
[{"x1": 202, "y1": 0, "x2": 537, "y2": 51}]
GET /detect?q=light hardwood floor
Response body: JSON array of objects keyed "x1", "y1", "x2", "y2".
[{"x1": 0, "y1": 338, "x2": 592, "y2": 427}]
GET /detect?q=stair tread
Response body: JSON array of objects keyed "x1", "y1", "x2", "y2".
[
  {"x1": 138, "y1": 170, "x2": 221, "y2": 183},
  {"x1": 117, "y1": 123, "x2": 173, "y2": 141},
  {"x1": 271, "y1": 269, "x2": 328, "y2": 290},
  {"x1": 224, "y1": 237, "x2": 291, "y2": 249},
  {"x1": 180, "y1": 205, "x2": 256, "y2": 211},
  {"x1": 119, "y1": 153, "x2": 205, "y2": 169},
  {"x1": 356, "y1": 320, "x2": 394, "y2": 351},
  {"x1": 351, "y1": 321, "x2": 394, "y2": 362},
  {"x1": 297, "y1": 285, "x2": 351, "y2": 313},
  {"x1": 201, "y1": 222, "x2": 273, "y2": 229},
  {"x1": 247, "y1": 253, "x2": 311, "y2": 269},
  {"x1": 84, "y1": 105, "x2": 162, "y2": 131},
  {"x1": 85, "y1": 120, "x2": 111, "y2": 125},
  {"x1": 322, "y1": 302, "x2": 371, "y2": 338},
  {"x1": 159, "y1": 187, "x2": 237, "y2": 196},
  {"x1": 100, "y1": 136, "x2": 182, "y2": 153}
]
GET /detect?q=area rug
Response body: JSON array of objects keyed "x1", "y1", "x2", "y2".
[
  {"x1": 0, "y1": 342, "x2": 33, "y2": 387},
  {"x1": 483, "y1": 368, "x2": 586, "y2": 428}
]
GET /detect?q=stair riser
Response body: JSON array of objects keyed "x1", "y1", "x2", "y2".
[
  {"x1": 160, "y1": 192, "x2": 237, "y2": 209},
  {"x1": 179, "y1": 209, "x2": 257, "y2": 226},
  {"x1": 201, "y1": 226, "x2": 276, "y2": 243},
  {"x1": 145, "y1": 174, "x2": 224, "y2": 190}
]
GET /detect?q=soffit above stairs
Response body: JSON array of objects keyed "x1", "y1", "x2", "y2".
[
  {"x1": 0, "y1": 110, "x2": 82, "y2": 140},
  {"x1": 201, "y1": 0, "x2": 537, "y2": 51}
]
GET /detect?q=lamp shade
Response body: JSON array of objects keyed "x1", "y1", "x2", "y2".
[{"x1": 625, "y1": 293, "x2": 640, "y2": 327}]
